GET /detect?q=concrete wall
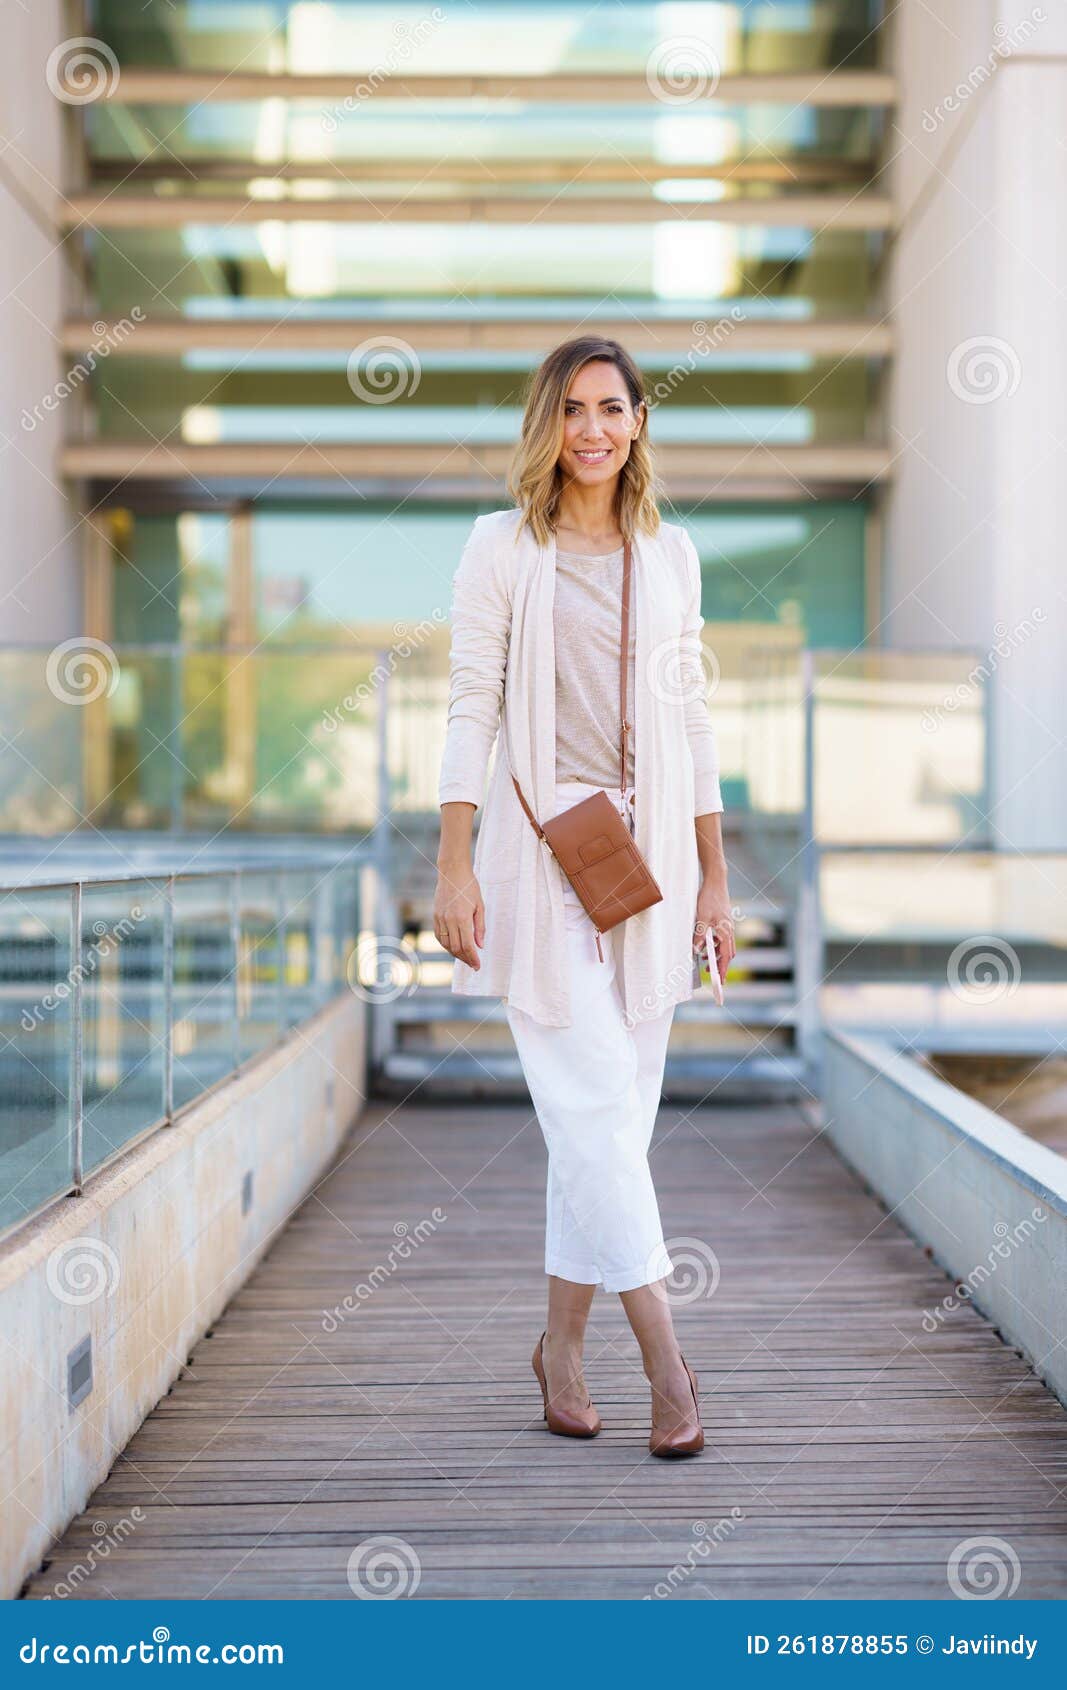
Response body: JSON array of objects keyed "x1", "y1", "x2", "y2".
[
  {"x1": 0, "y1": 993, "x2": 368, "y2": 1599},
  {"x1": 886, "y1": 1, "x2": 1067, "y2": 847},
  {"x1": 0, "y1": 0, "x2": 81, "y2": 642},
  {"x1": 822, "y1": 1030, "x2": 1067, "y2": 1407}
]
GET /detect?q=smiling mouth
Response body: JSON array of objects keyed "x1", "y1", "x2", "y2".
[{"x1": 574, "y1": 449, "x2": 612, "y2": 462}]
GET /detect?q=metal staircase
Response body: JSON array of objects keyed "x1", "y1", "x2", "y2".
[{"x1": 365, "y1": 817, "x2": 816, "y2": 1102}]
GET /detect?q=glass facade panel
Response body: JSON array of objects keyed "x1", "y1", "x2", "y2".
[
  {"x1": 90, "y1": 356, "x2": 876, "y2": 447},
  {"x1": 90, "y1": 225, "x2": 879, "y2": 316},
  {"x1": 89, "y1": 2, "x2": 885, "y2": 76},
  {"x1": 88, "y1": 102, "x2": 881, "y2": 179}
]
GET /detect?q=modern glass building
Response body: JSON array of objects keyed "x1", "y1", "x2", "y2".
[{"x1": 3, "y1": 0, "x2": 905, "y2": 833}]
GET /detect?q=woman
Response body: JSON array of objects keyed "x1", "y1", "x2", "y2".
[{"x1": 433, "y1": 336, "x2": 735, "y2": 1458}]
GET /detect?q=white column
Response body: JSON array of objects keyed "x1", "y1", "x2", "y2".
[
  {"x1": 885, "y1": 0, "x2": 1067, "y2": 849},
  {"x1": 0, "y1": 0, "x2": 80, "y2": 643}
]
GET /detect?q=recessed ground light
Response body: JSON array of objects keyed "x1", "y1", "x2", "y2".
[{"x1": 67, "y1": 1335, "x2": 92, "y2": 1410}]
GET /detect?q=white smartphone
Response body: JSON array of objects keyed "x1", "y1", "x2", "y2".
[{"x1": 693, "y1": 928, "x2": 725, "y2": 1006}]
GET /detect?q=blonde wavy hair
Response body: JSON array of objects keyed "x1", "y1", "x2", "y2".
[{"x1": 506, "y1": 336, "x2": 663, "y2": 548}]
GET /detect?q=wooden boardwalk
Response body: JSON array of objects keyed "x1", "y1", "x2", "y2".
[{"x1": 23, "y1": 1098, "x2": 1067, "y2": 1600}]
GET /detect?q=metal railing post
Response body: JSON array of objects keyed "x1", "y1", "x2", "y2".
[
  {"x1": 162, "y1": 875, "x2": 174, "y2": 1122},
  {"x1": 796, "y1": 649, "x2": 823, "y2": 1094},
  {"x1": 70, "y1": 883, "x2": 84, "y2": 1191},
  {"x1": 230, "y1": 871, "x2": 242, "y2": 1072}
]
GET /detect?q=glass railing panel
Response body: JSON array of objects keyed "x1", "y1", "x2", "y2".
[
  {"x1": 0, "y1": 889, "x2": 74, "y2": 1233},
  {"x1": 81, "y1": 879, "x2": 167, "y2": 1174},
  {"x1": 171, "y1": 875, "x2": 236, "y2": 1111},
  {"x1": 812, "y1": 651, "x2": 989, "y2": 845},
  {"x1": 239, "y1": 871, "x2": 284, "y2": 1062}
]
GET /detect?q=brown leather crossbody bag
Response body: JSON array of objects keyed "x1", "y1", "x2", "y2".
[{"x1": 509, "y1": 536, "x2": 663, "y2": 961}]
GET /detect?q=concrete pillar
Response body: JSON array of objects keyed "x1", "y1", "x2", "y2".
[
  {"x1": 0, "y1": 0, "x2": 81, "y2": 643},
  {"x1": 885, "y1": 1, "x2": 1067, "y2": 848}
]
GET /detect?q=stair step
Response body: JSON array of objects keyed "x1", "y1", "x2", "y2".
[
  {"x1": 385, "y1": 991, "x2": 799, "y2": 1026},
  {"x1": 377, "y1": 1048, "x2": 810, "y2": 1095}
]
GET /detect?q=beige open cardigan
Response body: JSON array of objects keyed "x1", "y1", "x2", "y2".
[{"x1": 438, "y1": 506, "x2": 724, "y2": 1029}]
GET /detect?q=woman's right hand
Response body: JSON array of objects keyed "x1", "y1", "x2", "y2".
[{"x1": 433, "y1": 860, "x2": 485, "y2": 969}]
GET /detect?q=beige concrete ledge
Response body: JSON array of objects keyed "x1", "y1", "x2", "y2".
[
  {"x1": 0, "y1": 992, "x2": 367, "y2": 1599},
  {"x1": 821, "y1": 1030, "x2": 1067, "y2": 1408}
]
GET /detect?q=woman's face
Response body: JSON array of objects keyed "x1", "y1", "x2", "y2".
[{"x1": 558, "y1": 360, "x2": 645, "y2": 486}]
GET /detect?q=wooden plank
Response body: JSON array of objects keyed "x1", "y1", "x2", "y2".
[{"x1": 20, "y1": 1101, "x2": 1067, "y2": 1601}]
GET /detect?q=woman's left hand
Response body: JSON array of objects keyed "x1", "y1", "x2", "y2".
[{"x1": 693, "y1": 880, "x2": 736, "y2": 978}]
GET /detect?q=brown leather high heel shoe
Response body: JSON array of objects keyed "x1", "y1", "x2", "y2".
[
  {"x1": 531, "y1": 1332, "x2": 601, "y2": 1438},
  {"x1": 649, "y1": 1354, "x2": 704, "y2": 1458}
]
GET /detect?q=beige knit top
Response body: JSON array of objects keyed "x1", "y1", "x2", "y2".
[{"x1": 553, "y1": 544, "x2": 636, "y2": 789}]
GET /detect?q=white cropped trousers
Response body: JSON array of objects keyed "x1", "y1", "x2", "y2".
[{"x1": 505, "y1": 779, "x2": 678, "y2": 1294}]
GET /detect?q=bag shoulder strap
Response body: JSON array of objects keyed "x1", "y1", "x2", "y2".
[{"x1": 510, "y1": 535, "x2": 632, "y2": 836}]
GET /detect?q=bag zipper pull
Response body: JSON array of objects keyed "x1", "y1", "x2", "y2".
[{"x1": 594, "y1": 929, "x2": 604, "y2": 962}]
